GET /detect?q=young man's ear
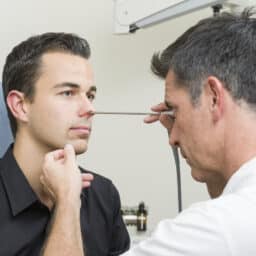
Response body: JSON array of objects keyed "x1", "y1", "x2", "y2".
[
  {"x1": 6, "y1": 90, "x2": 29, "y2": 122},
  {"x1": 205, "y1": 76, "x2": 225, "y2": 122}
]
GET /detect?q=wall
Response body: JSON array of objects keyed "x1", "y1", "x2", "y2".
[
  {"x1": 0, "y1": 83, "x2": 13, "y2": 157},
  {"x1": 0, "y1": 0, "x2": 213, "y2": 229}
]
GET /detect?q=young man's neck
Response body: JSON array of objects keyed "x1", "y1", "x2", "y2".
[{"x1": 13, "y1": 133, "x2": 54, "y2": 208}]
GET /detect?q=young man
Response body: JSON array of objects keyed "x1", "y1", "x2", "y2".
[{"x1": 0, "y1": 33, "x2": 130, "y2": 256}]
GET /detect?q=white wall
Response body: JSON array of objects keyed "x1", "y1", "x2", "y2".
[{"x1": 0, "y1": 0, "x2": 213, "y2": 229}]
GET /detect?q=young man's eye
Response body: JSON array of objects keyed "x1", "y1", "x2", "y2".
[
  {"x1": 62, "y1": 90, "x2": 74, "y2": 97},
  {"x1": 87, "y1": 93, "x2": 95, "y2": 101}
]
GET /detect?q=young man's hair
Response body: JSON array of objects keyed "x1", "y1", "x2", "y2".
[
  {"x1": 151, "y1": 9, "x2": 256, "y2": 106},
  {"x1": 2, "y1": 32, "x2": 91, "y2": 136}
]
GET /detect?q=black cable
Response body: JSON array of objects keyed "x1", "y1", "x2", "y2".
[{"x1": 172, "y1": 146, "x2": 182, "y2": 212}]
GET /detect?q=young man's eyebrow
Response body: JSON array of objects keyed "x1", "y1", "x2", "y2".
[
  {"x1": 53, "y1": 83, "x2": 97, "y2": 92},
  {"x1": 53, "y1": 82, "x2": 79, "y2": 89},
  {"x1": 90, "y1": 85, "x2": 97, "y2": 92}
]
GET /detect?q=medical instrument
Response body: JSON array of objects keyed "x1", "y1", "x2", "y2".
[
  {"x1": 94, "y1": 111, "x2": 174, "y2": 116},
  {"x1": 113, "y1": 0, "x2": 253, "y2": 34},
  {"x1": 121, "y1": 202, "x2": 148, "y2": 231}
]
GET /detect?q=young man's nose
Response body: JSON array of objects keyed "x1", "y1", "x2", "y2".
[{"x1": 78, "y1": 96, "x2": 95, "y2": 117}]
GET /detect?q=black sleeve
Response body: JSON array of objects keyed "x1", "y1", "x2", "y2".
[{"x1": 108, "y1": 183, "x2": 130, "y2": 256}]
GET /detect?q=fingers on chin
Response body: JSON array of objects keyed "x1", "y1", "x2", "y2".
[
  {"x1": 82, "y1": 181, "x2": 91, "y2": 188},
  {"x1": 81, "y1": 173, "x2": 94, "y2": 180}
]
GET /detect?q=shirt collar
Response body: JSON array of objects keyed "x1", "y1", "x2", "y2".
[
  {"x1": 0, "y1": 145, "x2": 38, "y2": 216},
  {"x1": 223, "y1": 156, "x2": 256, "y2": 195}
]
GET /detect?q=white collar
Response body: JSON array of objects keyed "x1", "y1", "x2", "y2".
[{"x1": 222, "y1": 156, "x2": 256, "y2": 195}]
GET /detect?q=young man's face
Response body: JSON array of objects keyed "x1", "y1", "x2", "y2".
[
  {"x1": 25, "y1": 52, "x2": 96, "y2": 154},
  {"x1": 161, "y1": 70, "x2": 222, "y2": 184}
]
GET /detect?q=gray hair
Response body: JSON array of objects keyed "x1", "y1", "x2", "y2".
[{"x1": 151, "y1": 9, "x2": 256, "y2": 106}]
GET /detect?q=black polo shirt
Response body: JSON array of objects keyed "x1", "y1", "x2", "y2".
[{"x1": 0, "y1": 146, "x2": 130, "y2": 256}]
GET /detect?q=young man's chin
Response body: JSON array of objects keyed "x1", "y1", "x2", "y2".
[
  {"x1": 75, "y1": 147, "x2": 88, "y2": 155},
  {"x1": 54, "y1": 140, "x2": 89, "y2": 155},
  {"x1": 72, "y1": 141, "x2": 89, "y2": 155}
]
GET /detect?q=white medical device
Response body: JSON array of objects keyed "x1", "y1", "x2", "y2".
[{"x1": 113, "y1": 0, "x2": 256, "y2": 34}]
